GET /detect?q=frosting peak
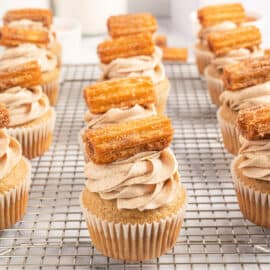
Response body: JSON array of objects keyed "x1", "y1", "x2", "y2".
[
  {"x1": 100, "y1": 46, "x2": 165, "y2": 84},
  {"x1": 0, "y1": 86, "x2": 50, "y2": 127},
  {"x1": 0, "y1": 129, "x2": 21, "y2": 179},
  {"x1": 238, "y1": 136, "x2": 270, "y2": 181},
  {"x1": 85, "y1": 149, "x2": 178, "y2": 211}
]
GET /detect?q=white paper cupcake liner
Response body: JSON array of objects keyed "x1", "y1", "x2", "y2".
[
  {"x1": 41, "y1": 78, "x2": 60, "y2": 106},
  {"x1": 80, "y1": 193, "x2": 186, "y2": 261},
  {"x1": 194, "y1": 45, "x2": 214, "y2": 75},
  {"x1": 205, "y1": 66, "x2": 224, "y2": 106},
  {"x1": 0, "y1": 158, "x2": 31, "y2": 230},
  {"x1": 231, "y1": 157, "x2": 270, "y2": 227},
  {"x1": 7, "y1": 109, "x2": 56, "y2": 159},
  {"x1": 217, "y1": 108, "x2": 240, "y2": 155}
]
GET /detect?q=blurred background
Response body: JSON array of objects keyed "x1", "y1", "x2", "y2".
[{"x1": 1, "y1": 0, "x2": 269, "y2": 63}]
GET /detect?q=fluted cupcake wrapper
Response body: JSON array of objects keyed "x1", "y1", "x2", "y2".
[
  {"x1": 6, "y1": 109, "x2": 56, "y2": 159},
  {"x1": 194, "y1": 46, "x2": 214, "y2": 76},
  {"x1": 42, "y1": 78, "x2": 60, "y2": 106},
  {"x1": 80, "y1": 193, "x2": 186, "y2": 262},
  {"x1": 205, "y1": 66, "x2": 224, "y2": 106},
  {"x1": 0, "y1": 158, "x2": 31, "y2": 230},
  {"x1": 231, "y1": 157, "x2": 270, "y2": 228},
  {"x1": 217, "y1": 108, "x2": 240, "y2": 155}
]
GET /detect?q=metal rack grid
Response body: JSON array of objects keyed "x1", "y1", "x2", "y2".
[{"x1": 1, "y1": 63, "x2": 270, "y2": 270}]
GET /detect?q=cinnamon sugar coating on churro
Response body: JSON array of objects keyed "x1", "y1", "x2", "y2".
[
  {"x1": 0, "y1": 103, "x2": 9, "y2": 128},
  {"x1": 83, "y1": 115, "x2": 174, "y2": 164},
  {"x1": 84, "y1": 77, "x2": 156, "y2": 114}
]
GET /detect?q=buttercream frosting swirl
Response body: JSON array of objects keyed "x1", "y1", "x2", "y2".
[
  {"x1": 85, "y1": 149, "x2": 178, "y2": 211},
  {"x1": 0, "y1": 44, "x2": 57, "y2": 72},
  {"x1": 0, "y1": 129, "x2": 21, "y2": 179},
  {"x1": 84, "y1": 104, "x2": 156, "y2": 129},
  {"x1": 100, "y1": 46, "x2": 165, "y2": 84},
  {"x1": 0, "y1": 86, "x2": 50, "y2": 127},
  {"x1": 238, "y1": 136, "x2": 270, "y2": 181},
  {"x1": 220, "y1": 81, "x2": 270, "y2": 111}
]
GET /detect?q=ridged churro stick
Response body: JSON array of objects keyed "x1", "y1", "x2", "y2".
[
  {"x1": 155, "y1": 34, "x2": 167, "y2": 48},
  {"x1": 0, "y1": 60, "x2": 42, "y2": 90},
  {"x1": 3, "y1": 8, "x2": 53, "y2": 27},
  {"x1": 198, "y1": 3, "x2": 245, "y2": 27},
  {"x1": 237, "y1": 105, "x2": 270, "y2": 140},
  {"x1": 107, "y1": 13, "x2": 157, "y2": 38},
  {"x1": 83, "y1": 115, "x2": 174, "y2": 164},
  {"x1": 223, "y1": 56, "x2": 270, "y2": 91},
  {"x1": 207, "y1": 26, "x2": 261, "y2": 56},
  {"x1": 162, "y1": 47, "x2": 188, "y2": 62},
  {"x1": 84, "y1": 77, "x2": 156, "y2": 114},
  {"x1": 0, "y1": 26, "x2": 50, "y2": 46},
  {"x1": 97, "y1": 32, "x2": 155, "y2": 64},
  {"x1": 0, "y1": 103, "x2": 9, "y2": 128}
]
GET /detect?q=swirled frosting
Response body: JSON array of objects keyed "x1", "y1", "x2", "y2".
[
  {"x1": 238, "y1": 136, "x2": 270, "y2": 181},
  {"x1": 0, "y1": 86, "x2": 50, "y2": 127},
  {"x1": 85, "y1": 149, "x2": 179, "y2": 211},
  {"x1": 211, "y1": 47, "x2": 263, "y2": 71},
  {"x1": 100, "y1": 46, "x2": 165, "y2": 84},
  {"x1": 0, "y1": 129, "x2": 22, "y2": 179},
  {"x1": 220, "y1": 82, "x2": 270, "y2": 111},
  {"x1": 198, "y1": 21, "x2": 237, "y2": 47},
  {"x1": 0, "y1": 44, "x2": 57, "y2": 72},
  {"x1": 84, "y1": 104, "x2": 156, "y2": 129}
]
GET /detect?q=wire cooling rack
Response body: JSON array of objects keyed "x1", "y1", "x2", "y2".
[{"x1": 0, "y1": 63, "x2": 270, "y2": 270}]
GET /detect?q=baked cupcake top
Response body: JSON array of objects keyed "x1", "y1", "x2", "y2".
[
  {"x1": 0, "y1": 86, "x2": 50, "y2": 127},
  {"x1": 98, "y1": 33, "x2": 165, "y2": 84},
  {"x1": 236, "y1": 106, "x2": 270, "y2": 181},
  {"x1": 220, "y1": 56, "x2": 270, "y2": 111},
  {"x1": 0, "y1": 129, "x2": 22, "y2": 179},
  {"x1": 0, "y1": 44, "x2": 57, "y2": 73},
  {"x1": 83, "y1": 115, "x2": 180, "y2": 211},
  {"x1": 83, "y1": 77, "x2": 156, "y2": 129}
]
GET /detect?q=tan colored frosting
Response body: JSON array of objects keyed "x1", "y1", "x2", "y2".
[
  {"x1": 0, "y1": 129, "x2": 22, "y2": 179},
  {"x1": 0, "y1": 86, "x2": 50, "y2": 127},
  {"x1": 211, "y1": 47, "x2": 263, "y2": 71},
  {"x1": 220, "y1": 82, "x2": 270, "y2": 111},
  {"x1": 85, "y1": 149, "x2": 179, "y2": 211},
  {"x1": 198, "y1": 21, "x2": 237, "y2": 46},
  {"x1": 0, "y1": 44, "x2": 57, "y2": 72},
  {"x1": 238, "y1": 136, "x2": 270, "y2": 181},
  {"x1": 84, "y1": 104, "x2": 156, "y2": 129},
  {"x1": 100, "y1": 46, "x2": 165, "y2": 84}
]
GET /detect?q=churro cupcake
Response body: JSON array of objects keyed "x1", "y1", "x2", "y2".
[
  {"x1": 205, "y1": 26, "x2": 263, "y2": 106},
  {"x1": 80, "y1": 115, "x2": 187, "y2": 261},
  {"x1": 0, "y1": 106, "x2": 31, "y2": 230},
  {"x1": 2, "y1": 8, "x2": 62, "y2": 65},
  {"x1": 0, "y1": 43, "x2": 60, "y2": 105},
  {"x1": 97, "y1": 33, "x2": 170, "y2": 114},
  {"x1": 0, "y1": 61, "x2": 55, "y2": 159},
  {"x1": 195, "y1": 3, "x2": 246, "y2": 75},
  {"x1": 217, "y1": 56, "x2": 270, "y2": 155},
  {"x1": 231, "y1": 105, "x2": 270, "y2": 227},
  {"x1": 80, "y1": 77, "x2": 157, "y2": 161}
]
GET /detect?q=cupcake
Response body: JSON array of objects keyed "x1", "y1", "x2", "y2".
[
  {"x1": 195, "y1": 3, "x2": 246, "y2": 75},
  {"x1": 2, "y1": 8, "x2": 62, "y2": 66},
  {"x1": 0, "y1": 106, "x2": 31, "y2": 230},
  {"x1": 231, "y1": 105, "x2": 270, "y2": 227},
  {"x1": 0, "y1": 61, "x2": 55, "y2": 159},
  {"x1": 80, "y1": 77, "x2": 157, "y2": 161},
  {"x1": 97, "y1": 33, "x2": 170, "y2": 114},
  {"x1": 80, "y1": 115, "x2": 187, "y2": 261},
  {"x1": 0, "y1": 44, "x2": 60, "y2": 106},
  {"x1": 205, "y1": 26, "x2": 263, "y2": 106},
  {"x1": 217, "y1": 56, "x2": 270, "y2": 155}
]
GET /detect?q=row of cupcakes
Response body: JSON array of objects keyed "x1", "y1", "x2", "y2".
[
  {"x1": 78, "y1": 13, "x2": 188, "y2": 261},
  {"x1": 195, "y1": 3, "x2": 270, "y2": 228}
]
